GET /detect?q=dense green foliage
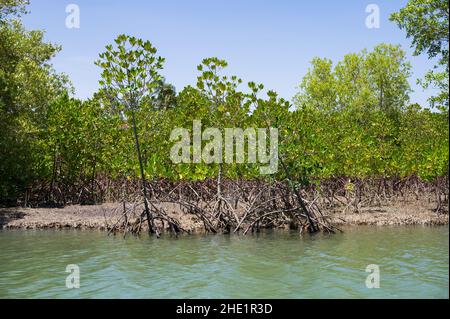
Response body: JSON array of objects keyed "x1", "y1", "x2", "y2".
[
  {"x1": 0, "y1": 0, "x2": 448, "y2": 203},
  {"x1": 0, "y1": 0, "x2": 68, "y2": 199},
  {"x1": 390, "y1": 0, "x2": 449, "y2": 111}
]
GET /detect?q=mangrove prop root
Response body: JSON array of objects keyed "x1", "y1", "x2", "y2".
[
  {"x1": 105, "y1": 178, "x2": 341, "y2": 236},
  {"x1": 15, "y1": 175, "x2": 448, "y2": 236}
]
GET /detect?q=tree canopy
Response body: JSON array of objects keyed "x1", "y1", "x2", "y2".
[
  {"x1": 391, "y1": 0, "x2": 449, "y2": 111},
  {"x1": 0, "y1": 0, "x2": 448, "y2": 204}
]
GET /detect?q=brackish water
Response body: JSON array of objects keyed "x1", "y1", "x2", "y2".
[{"x1": 0, "y1": 226, "x2": 448, "y2": 298}]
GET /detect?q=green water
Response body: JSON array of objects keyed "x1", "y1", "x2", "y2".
[{"x1": 0, "y1": 226, "x2": 448, "y2": 298}]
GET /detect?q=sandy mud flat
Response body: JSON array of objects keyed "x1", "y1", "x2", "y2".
[{"x1": 1, "y1": 200, "x2": 447, "y2": 233}]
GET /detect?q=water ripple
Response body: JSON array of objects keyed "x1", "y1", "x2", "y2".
[{"x1": 0, "y1": 226, "x2": 448, "y2": 298}]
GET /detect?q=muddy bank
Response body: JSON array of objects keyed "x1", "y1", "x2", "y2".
[
  {"x1": 4, "y1": 176, "x2": 446, "y2": 234},
  {"x1": 330, "y1": 203, "x2": 448, "y2": 226},
  {"x1": 1, "y1": 199, "x2": 447, "y2": 233}
]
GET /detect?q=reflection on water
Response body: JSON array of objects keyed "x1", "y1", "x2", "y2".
[{"x1": 0, "y1": 226, "x2": 448, "y2": 298}]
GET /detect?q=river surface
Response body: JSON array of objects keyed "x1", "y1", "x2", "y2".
[{"x1": 0, "y1": 226, "x2": 448, "y2": 298}]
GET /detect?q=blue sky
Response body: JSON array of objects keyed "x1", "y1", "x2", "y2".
[{"x1": 23, "y1": 0, "x2": 437, "y2": 106}]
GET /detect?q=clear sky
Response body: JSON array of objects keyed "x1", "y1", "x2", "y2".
[{"x1": 22, "y1": 0, "x2": 438, "y2": 106}]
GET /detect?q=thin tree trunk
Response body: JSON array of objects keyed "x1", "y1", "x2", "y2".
[
  {"x1": 90, "y1": 156, "x2": 97, "y2": 203},
  {"x1": 131, "y1": 110, "x2": 155, "y2": 234},
  {"x1": 217, "y1": 163, "x2": 222, "y2": 198},
  {"x1": 50, "y1": 143, "x2": 58, "y2": 204},
  {"x1": 279, "y1": 156, "x2": 318, "y2": 233}
]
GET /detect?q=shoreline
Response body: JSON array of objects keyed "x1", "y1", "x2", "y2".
[{"x1": 1, "y1": 200, "x2": 448, "y2": 232}]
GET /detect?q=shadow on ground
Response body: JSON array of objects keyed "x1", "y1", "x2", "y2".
[{"x1": 0, "y1": 209, "x2": 26, "y2": 227}]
